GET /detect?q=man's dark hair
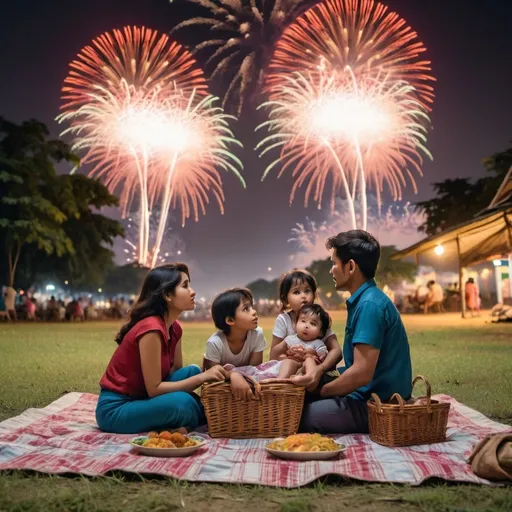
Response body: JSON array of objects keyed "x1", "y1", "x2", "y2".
[
  {"x1": 211, "y1": 288, "x2": 254, "y2": 334},
  {"x1": 278, "y1": 269, "x2": 317, "y2": 311},
  {"x1": 326, "y1": 230, "x2": 380, "y2": 279},
  {"x1": 298, "y1": 304, "x2": 331, "y2": 338}
]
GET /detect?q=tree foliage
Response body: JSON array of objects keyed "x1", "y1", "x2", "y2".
[
  {"x1": 102, "y1": 263, "x2": 149, "y2": 296},
  {"x1": 246, "y1": 278, "x2": 279, "y2": 301},
  {"x1": 375, "y1": 246, "x2": 417, "y2": 287},
  {"x1": 245, "y1": 245, "x2": 416, "y2": 304},
  {"x1": 0, "y1": 118, "x2": 123, "y2": 288},
  {"x1": 415, "y1": 145, "x2": 512, "y2": 235}
]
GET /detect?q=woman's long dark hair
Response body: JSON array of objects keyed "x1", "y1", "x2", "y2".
[{"x1": 114, "y1": 263, "x2": 190, "y2": 344}]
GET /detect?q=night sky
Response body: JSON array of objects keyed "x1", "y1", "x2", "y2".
[{"x1": 1, "y1": 0, "x2": 511, "y2": 296}]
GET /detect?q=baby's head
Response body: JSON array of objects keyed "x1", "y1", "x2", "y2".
[
  {"x1": 278, "y1": 269, "x2": 317, "y2": 312},
  {"x1": 211, "y1": 288, "x2": 257, "y2": 335},
  {"x1": 295, "y1": 304, "x2": 331, "y2": 342}
]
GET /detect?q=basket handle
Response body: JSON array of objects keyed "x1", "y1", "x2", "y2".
[
  {"x1": 412, "y1": 375, "x2": 432, "y2": 413},
  {"x1": 370, "y1": 393, "x2": 383, "y2": 413},
  {"x1": 239, "y1": 373, "x2": 262, "y2": 396},
  {"x1": 204, "y1": 372, "x2": 262, "y2": 396},
  {"x1": 389, "y1": 392, "x2": 407, "y2": 413},
  {"x1": 371, "y1": 392, "x2": 407, "y2": 413}
]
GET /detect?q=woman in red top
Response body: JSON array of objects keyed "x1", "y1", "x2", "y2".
[{"x1": 96, "y1": 263, "x2": 227, "y2": 434}]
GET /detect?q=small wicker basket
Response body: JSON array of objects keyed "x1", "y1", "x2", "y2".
[
  {"x1": 201, "y1": 375, "x2": 305, "y2": 439},
  {"x1": 367, "y1": 375, "x2": 450, "y2": 447}
]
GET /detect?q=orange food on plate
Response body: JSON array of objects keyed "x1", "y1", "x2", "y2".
[
  {"x1": 169, "y1": 432, "x2": 188, "y2": 447},
  {"x1": 268, "y1": 433, "x2": 341, "y2": 452},
  {"x1": 137, "y1": 431, "x2": 200, "y2": 449},
  {"x1": 159, "y1": 431, "x2": 173, "y2": 441}
]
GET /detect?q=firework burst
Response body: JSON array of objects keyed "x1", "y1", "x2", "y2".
[
  {"x1": 172, "y1": 0, "x2": 320, "y2": 114},
  {"x1": 267, "y1": 0, "x2": 435, "y2": 109},
  {"x1": 258, "y1": 0, "x2": 434, "y2": 229},
  {"x1": 58, "y1": 26, "x2": 244, "y2": 267},
  {"x1": 257, "y1": 66, "x2": 432, "y2": 228}
]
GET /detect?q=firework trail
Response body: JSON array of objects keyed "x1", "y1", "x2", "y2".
[
  {"x1": 172, "y1": 0, "x2": 320, "y2": 114},
  {"x1": 258, "y1": 0, "x2": 434, "y2": 229},
  {"x1": 116, "y1": 208, "x2": 185, "y2": 266},
  {"x1": 58, "y1": 26, "x2": 244, "y2": 267}
]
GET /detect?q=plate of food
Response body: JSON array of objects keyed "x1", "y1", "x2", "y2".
[
  {"x1": 130, "y1": 431, "x2": 207, "y2": 457},
  {"x1": 266, "y1": 433, "x2": 346, "y2": 461}
]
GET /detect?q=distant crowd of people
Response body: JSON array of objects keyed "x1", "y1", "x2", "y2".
[
  {"x1": 0, "y1": 276, "x2": 490, "y2": 323},
  {"x1": 0, "y1": 287, "x2": 133, "y2": 322},
  {"x1": 384, "y1": 278, "x2": 482, "y2": 316}
]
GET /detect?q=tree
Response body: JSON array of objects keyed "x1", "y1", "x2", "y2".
[
  {"x1": 305, "y1": 247, "x2": 416, "y2": 295},
  {"x1": 102, "y1": 263, "x2": 149, "y2": 296},
  {"x1": 0, "y1": 118, "x2": 124, "y2": 288},
  {"x1": 375, "y1": 246, "x2": 417, "y2": 287},
  {"x1": 306, "y1": 259, "x2": 337, "y2": 293},
  {"x1": 246, "y1": 278, "x2": 279, "y2": 301},
  {"x1": 414, "y1": 178, "x2": 483, "y2": 235},
  {"x1": 415, "y1": 145, "x2": 512, "y2": 235},
  {"x1": 0, "y1": 118, "x2": 77, "y2": 286},
  {"x1": 27, "y1": 174, "x2": 124, "y2": 288}
]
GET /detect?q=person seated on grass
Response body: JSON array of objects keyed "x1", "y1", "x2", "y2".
[
  {"x1": 203, "y1": 288, "x2": 267, "y2": 401},
  {"x1": 424, "y1": 280, "x2": 445, "y2": 314},
  {"x1": 96, "y1": 263, "x2": 227, "y2": 434},
  {"x1": 294, "y1": 230, "x2": 413, "y2": 435},
  {"x1": 0, "y1": 291, "x2": 9, "y2": 321},
  {"x1": 271, "y1": 304, "x2": 330, "y2": 380}
]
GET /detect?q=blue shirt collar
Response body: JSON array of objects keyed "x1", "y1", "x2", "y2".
[{"x1": 346, "y1": 279, "x2": 377, "y2": 308}]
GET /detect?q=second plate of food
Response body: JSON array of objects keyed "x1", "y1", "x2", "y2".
[
  {"x1": 266, "y1": 433, "x2": 346, "y2": 461},
  {"x1": 130, "y1": 431, "x2": 207, "y2": 457}
]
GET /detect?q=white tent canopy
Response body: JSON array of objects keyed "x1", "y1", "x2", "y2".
[
  {"x1": 393, "y1": 167, "x2": 512, "y2": 316},
  {"x1": 393, "y1": 205, "x2": 512, "y2": 267},
  {"x1": 394, "y1": 166, "x2": 512, "y2": 267}
]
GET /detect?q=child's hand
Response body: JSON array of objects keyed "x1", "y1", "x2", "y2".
[
  {"x1": 202, "y1": 365, "x2": 228, "y2": 383},
  {"x1": 303, "y1": 347, "x2": 318, "y2": 359},
  {"x1": 287, "y1": 345, "x2": 306, "y2": 362},
  {"x1": 230, "y1": 372, "x2": 258, "y2": 401}
]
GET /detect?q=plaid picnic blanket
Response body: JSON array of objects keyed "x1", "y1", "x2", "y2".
[{"x1": 0, "y1": 392, "x2": 510, "y2": 487}]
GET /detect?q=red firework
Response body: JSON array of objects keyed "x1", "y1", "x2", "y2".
[{"x1": 266, "y1": 0, "x2": 435, "y2": 108}]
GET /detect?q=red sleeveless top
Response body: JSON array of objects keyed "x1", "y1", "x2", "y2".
[{"x1": 99, "y1": 316, "x2": 182, "y2": 398}]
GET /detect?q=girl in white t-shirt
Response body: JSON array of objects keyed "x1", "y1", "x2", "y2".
[
  {"x1": 204, "y1": 288, "x2": 267, "y2": 401},
  {"x1": 270, "y1": 269, "x2": 342, "y2": 388}
]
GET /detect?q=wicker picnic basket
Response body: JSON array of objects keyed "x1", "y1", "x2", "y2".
[
  {"x1": 367, "y1": 375, "x2": 450, "y2": 447},
  {"x1": 202, "y1": 375, "x2": 305, "y2": 439}
]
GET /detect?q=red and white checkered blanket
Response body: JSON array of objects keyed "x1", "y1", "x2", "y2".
[{"x1": 0, "y1": 392, "x2": 510, "y2": 487}]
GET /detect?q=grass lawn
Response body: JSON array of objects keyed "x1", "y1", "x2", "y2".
[{"x1": 1, "y1": 313, "x2": 511, "y2": 511}]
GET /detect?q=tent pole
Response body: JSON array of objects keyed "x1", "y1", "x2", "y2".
[
  {"x1": 508, "y1": 254, "x2": 512, "y2": 302},
  {"x1": 456, "y1": 236, "x2": 466, "y2": 318}
]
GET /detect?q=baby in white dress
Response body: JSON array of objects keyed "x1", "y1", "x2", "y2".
[{"x1": 272, "y1": 304, "x2": 331, "y2": 379}]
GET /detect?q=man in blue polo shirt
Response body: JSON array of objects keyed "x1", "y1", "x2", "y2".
[{"x1": 298, "y1": 229, "x2": 412, "y2": 434}]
